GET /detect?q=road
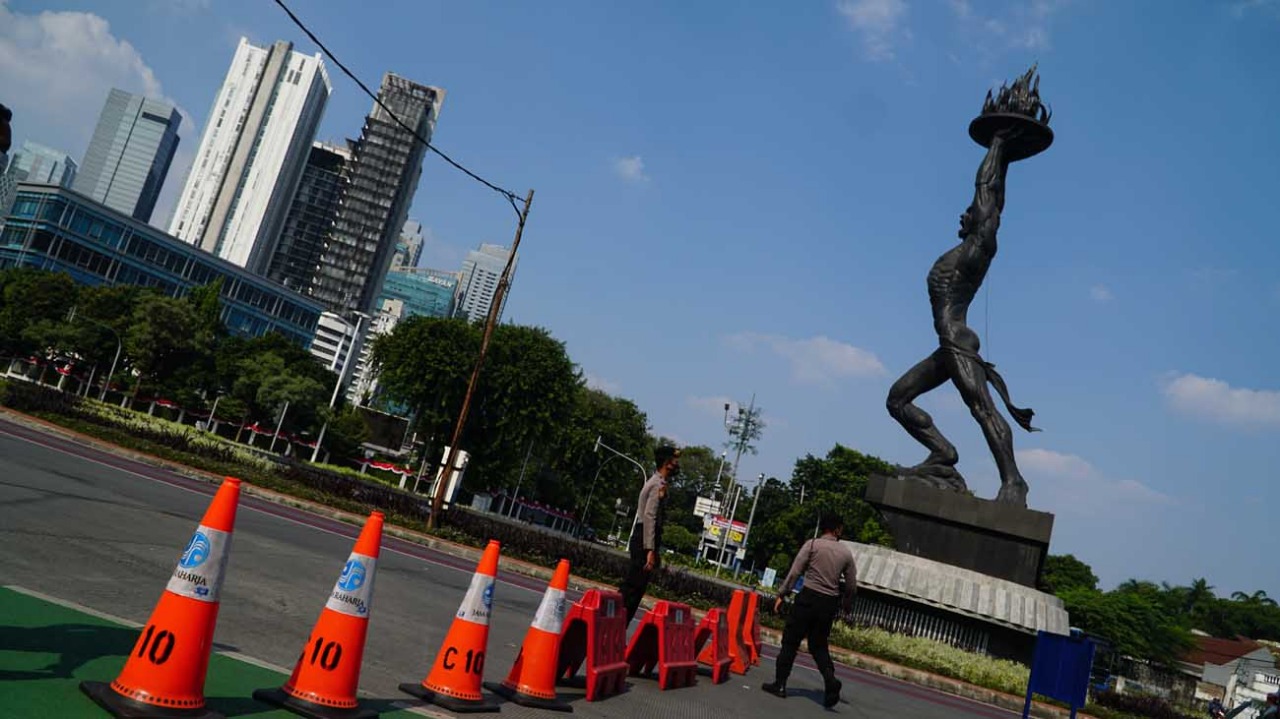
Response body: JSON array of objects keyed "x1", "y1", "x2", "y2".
[{"x1": 0, "y1": 415, "x2": 1021, "y2": 718}]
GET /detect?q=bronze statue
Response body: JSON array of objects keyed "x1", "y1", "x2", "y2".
[{"x1": 885, "y1": 66, "x2": 1053, "y2": 507}]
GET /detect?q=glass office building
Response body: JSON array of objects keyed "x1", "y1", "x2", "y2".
[
  {"x1": 73, "y1": 89, "x2": 181, "y2": 224},
  {"x1": 0, "y1": 183, "x2": 322, "y2": 346},
  {"x1": 378, "y1": 267, "x2": 458, "y2": 320}
]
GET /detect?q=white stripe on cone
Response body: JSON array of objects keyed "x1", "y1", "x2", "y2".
[
  {"x1": 530, "y1": 587, "x2": 567, "y2": 634},
  {"x1": 166, "y1": 525, "x2": 232, "y2": 603},
  {"x1": 455, "y1": 572, "x2": 495, "y2": 626},
  {"x1": 325, "y1": 553, "x2": 377, "y2": 618}
]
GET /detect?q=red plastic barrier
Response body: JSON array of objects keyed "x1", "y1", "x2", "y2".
[
  {"x1": 746, "y1": 592, "x2": 762, "y2": 666},
  {"x1": 726, "y1": 590, "x2": 751, "y2": 675},
  {"x1": 557, "y1": 589, "x2": 628, "y2": 702},
  {"x1": 625, "y1": 600, "x2": 697, "y2": 690},
  {"x1": 694, "y1": 608, "x2": 731, "y2": 684}
]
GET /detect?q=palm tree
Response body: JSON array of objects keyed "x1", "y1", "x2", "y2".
[
  {"x1": 1230, "y1": 589, "x2": 1278, "y2": 607},
  {"x1": 1186, "y1": 578, "x2": 1216, "y2": 614}
]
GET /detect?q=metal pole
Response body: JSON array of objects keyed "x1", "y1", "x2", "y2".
[
  {"x1": 313, "y1": 312, "x2": 366, "y2": 463},
  {"x1": 430, "y1": 189, "x2": 534, "y2": 530},
  {"x1": 715, "y1": 393, "x2": 755, "y2": 576},
  {"x1": 97, "y1": 331, "x2": 121, "y2": 403},
  {"x1": 578, "y1": 453, "x2": 619, "y2": 535},
  {"x1": 269, "y1": 401, "x2": 289, "y2": 454},
  {"x1": 738, "y1": 472, "x2": 765, "y2": 580},
  {"x1": 715, "y1": 484, "x2": 742, "y2": 576},
  {"x1": 208, "y1": 392, "x2": 221, "y2": 432},
  {"x1": 509, "y1": 440, "x2": 534, "y2": 517}
]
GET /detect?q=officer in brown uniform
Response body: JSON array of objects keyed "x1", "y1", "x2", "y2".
[{"x1": 763, "y1": 512, "x2": 857, "y2": 708}]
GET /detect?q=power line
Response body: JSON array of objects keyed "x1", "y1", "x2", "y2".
[{"x1": 271, "y1": 0, "x2": 523, "y2": 217}]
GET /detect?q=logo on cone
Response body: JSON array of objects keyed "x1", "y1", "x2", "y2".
[
  {"x1": 80, "y1": 477, "x2": 242, "y2": 719},
  {"x1": 401, "y1": 540, "x2": 502, "y2": 714},
  {"x1": 486, "y1": 559, "x2": 573, "y2": 712},
  {"x1": 254, "y1": 511, "x2": 385, "y2": 719}
]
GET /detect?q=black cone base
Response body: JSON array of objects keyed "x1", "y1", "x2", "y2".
[
  {"x1": 398, "y1": 682, "x2": 499, "y2": 714},
  {"x1": 252, "y1": 687, "x2": 379, "y2": 719},
  {"x1": 79, "y1": 681, "x2": 224, "y2": 719},
  {"x1": 484, "y1": 681, "x2": 573, "y2": 713}
]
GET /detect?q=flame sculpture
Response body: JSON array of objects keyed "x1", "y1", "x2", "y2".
[
  {"x1": 981, "y1": 64, "x2": 1052, "y2": 125},
  {"x1": 968, "y1": 64, "x2": 1054, "y2": 162}
]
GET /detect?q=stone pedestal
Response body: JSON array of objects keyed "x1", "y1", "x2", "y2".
[{"x1": 864, "y1": 474, "x2": 1054, "y2": 588}]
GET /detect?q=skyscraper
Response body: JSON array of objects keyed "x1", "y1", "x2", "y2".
[
  {"x1": 311, "y1": 73, "x2": 444, "y2": 314},
  {"x1": 267, "y1": 141, "x2": 350, "y2": 292},
  {"x1": 73, "y1": 89, "x2": 181, "y2": 223},
  {"x1": 170, "y1": 38, "x2": 331, "y2": 274},
  {"x1": 455, "y1": 243, "x2": 516, "y2": 324},
  {"x1": 391, "y1": 219, "x2": 424, "y2": 271},
  {"x1": 0, "y1": 140, "x2": 77, "y2": 218},
  {"x1": 6, "y1": 141, "x2": 78, "y2": 186}
]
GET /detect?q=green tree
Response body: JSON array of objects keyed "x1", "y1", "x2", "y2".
[
  {"x1": 371, "y1": 318, "x2": 582, "y2": 500},
  {"x1": 551, "y1": 388, "x2": 651, "y2": 530},
  {"x1": 1059, "y1": 586, "x2": 1193, "y2": 665},
  {"x1": 125, "y1": 294, "x2": 205, "y2": 399},
  {"x1": 0, "y1": 268, "x2": 79, "y2": 360},
  {"x1": 1038, "y1": 554, "x2": 1100, "y2": 595},
  {"x1": 1232, "y1": 590, "x2": 1278, "y2": 608}
]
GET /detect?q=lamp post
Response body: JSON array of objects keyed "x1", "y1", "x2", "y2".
[
  {"x1": 714, "y1": 393, "x2": 760, "y2": 577},
  {"x1": 65, "y1": 306, "x2": 122, "y2": 403},
  {"x1": 208, "y1": 390, "x2": 223, "y2": 433},
  {"x1": 593, "y1": 435, "x2": 650, "y2": 546},
  {"x1": 579, "y1": 453, "x2": 620, "y2": 537},
  {"x1": 311, "y1": 311, "x2": 367, "y2": 463}
]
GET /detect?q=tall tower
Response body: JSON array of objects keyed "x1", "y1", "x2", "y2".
[
  {"x1": 169, "y1": 38, "x2": 331, "y2": 274},
  {"x1": 391, "y1": 219, "x2": 424, "y2": 271},
  {"x1": 455, "y1": 243, "x2": 516, "y2": 324},
  {"x1": 267, "y1": 141, "x2": 351, "y2": 292},
  {"x1": 310, "y1": 73, "x2": 444, "y2": 314},
  {"x1": 73, "y1": 89, "x2": 181, "y2": 223}
]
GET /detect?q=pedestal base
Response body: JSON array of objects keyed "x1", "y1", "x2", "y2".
[{"x1": 865, "y1": 474, "x2": 1054, "y2": 588}]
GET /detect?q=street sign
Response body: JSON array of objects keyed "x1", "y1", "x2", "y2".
[
  {"x1": 693, "y1": 496, "x2": 720, "y2": 518},
  {"x1": 762, "y1": 568, "x2": 777, "y2": 588}
]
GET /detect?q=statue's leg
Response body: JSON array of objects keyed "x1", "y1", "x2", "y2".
[
  {"x1": 886, "y1": 351, "x2": 958, "y2": 467},
  {"x1": 941, "y1": 350, "x2": 1029, "y2": 506}
]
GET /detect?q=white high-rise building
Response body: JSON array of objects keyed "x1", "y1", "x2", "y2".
[
  {"x1": 170, "y1": 38, "x2": 331, "y2": 274},
  {"x1": 455, "y1": 243, "x2": 516, "y2": 324}
]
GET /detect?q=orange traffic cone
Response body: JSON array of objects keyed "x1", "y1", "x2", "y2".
[
  {"x1": 254, "y1": 511, "x2": 385, "y2": 719},
  {"x1": 485, "y1": 559, "x2": 572, "y2": 712},
  {"x1": 400, "y1": 540, "x2": 501, "y2": 713},
  {"x1": 81, "y1": 477, "x2": 242, "y2": 719}
]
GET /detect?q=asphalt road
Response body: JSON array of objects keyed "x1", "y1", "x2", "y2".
[{"x1": 0, "y1": 415, "x2": 1021, "y2": 719}]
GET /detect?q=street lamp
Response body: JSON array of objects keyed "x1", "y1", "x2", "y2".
[
  {"x1": 579, "y1": 453, "x2": 620, "y2": 537},
  {"x1": 715, "y1": 393, "x2": 759, "y2": 577},
  {"x1": 64, "y1": 306, "x2": 122, "y2": 404},
  {"x1": 311, "y1": 311, "x2": 368, "y2": 463},
  {"x1": 592, "y1": 435, "x2": 650, "y2": 545}
]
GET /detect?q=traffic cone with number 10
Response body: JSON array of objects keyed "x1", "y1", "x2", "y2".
[
  {"x1": 254, "y1": 511, "x2": 385, "y2": 719},
  {"x1": 80, "y1": 476, "x2": 242, "y2": 719},
  {"x1": 400, "y1": 540, "x2": 501, "y2": 713}
]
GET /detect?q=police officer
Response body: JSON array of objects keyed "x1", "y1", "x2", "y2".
[
  {"x1": 618, "y1": 445, "x2": 679, "y2": 624},
  {"x1": 762, "y1": 512, "x2": 857, "y2": 708}
]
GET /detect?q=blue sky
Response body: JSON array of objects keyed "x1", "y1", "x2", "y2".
[{"x1": 4, "y1": 0, "x2": 1279, "y2": 600}]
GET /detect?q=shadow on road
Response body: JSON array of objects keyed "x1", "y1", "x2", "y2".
[{"x1": 0, "y1": 622, "x2": 137, "y2": 680}]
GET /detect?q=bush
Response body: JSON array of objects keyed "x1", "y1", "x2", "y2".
[
  {"x1": 831, "y1": 624, "x2": 1030, "y2": 696},
  {"x1": 1092, "y1": 691, "x2": 1198, "y2": 719},
  {"x1": 0, "y1": 378, "x2": 81, "y2": 414}
]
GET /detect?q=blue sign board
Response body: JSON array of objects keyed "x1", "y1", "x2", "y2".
[{"x1": 1023, "y1": 630, "x2": 1096, "y2": 719}]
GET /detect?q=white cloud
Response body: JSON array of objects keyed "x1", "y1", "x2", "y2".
[
  {"x1": 727, "y1": 332, "x2": 885, "y2": 385},
  {"x1": 687, "y1": 395, "x2": 735, "y2": 419},
  {"x1": 585, "y1": 373, "x2": 621, "y2": 395},
  {"x1": 1017, "y1": 448, "x2": 1172, "y2": 511},
  {"x1": 1231, "y1": 0, "x2": 1280, "y2": 18},
  {"x1": 947, "y1": 0, "x2": 1066, "y2": 52},
  {"x1": 612, "y1": 155, "x2": 649, "y2": 184},
  {"x1": 837, "y1": 0, "x2": 908, "y2": 61},
  {"x1": 0, "y1": 1, "x2": 197, "y2": 226},
  {"x1": 1089, "y1": 285, "x2": 1114, "y2": 302},
  {"x1": 1160, "y1": 372, "x2": 1280, "y2": 429}
]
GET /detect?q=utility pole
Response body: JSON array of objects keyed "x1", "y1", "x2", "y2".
[
  {"x1": 740, "y1": 471, "x2": 765, "y2": 577},
  {"x1": 429, "y1": 189, "x2": 535, "y2": 529},
  {"x1": 714, "y1": 393, "x2": 758, "y2": 577}
]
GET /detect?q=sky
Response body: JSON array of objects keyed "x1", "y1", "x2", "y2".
[{"x1": 4, "y1": 0, "x2": 1280, "y2": 601}]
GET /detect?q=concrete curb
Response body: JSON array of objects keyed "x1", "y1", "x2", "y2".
[{"x1": 0, "y1": 405, "x2": 1095, "y2": 719}]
